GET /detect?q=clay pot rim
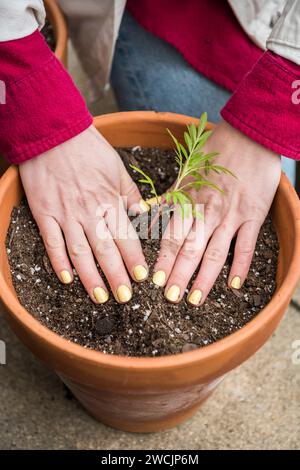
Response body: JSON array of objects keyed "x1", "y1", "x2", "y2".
[
  {"x1": 44, "y1": 0, "x2": 68, "y2": 63},
  {"x1": 0, "y1": 111, "x2": 299, "y2": 371}
]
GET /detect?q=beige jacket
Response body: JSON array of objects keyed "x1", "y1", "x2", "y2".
[{"x1": 1, "y1": 0, "x2": 300, "y2": 96}]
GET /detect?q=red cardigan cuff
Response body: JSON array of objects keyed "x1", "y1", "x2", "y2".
[
  {"x1": 0, "y1": 30, "x2": 92, "y2": 164},
  {"x1": 221, "y1": 51, "x2": 300, "y2": 160}
]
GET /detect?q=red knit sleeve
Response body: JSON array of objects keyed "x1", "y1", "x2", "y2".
[
  {"x1": 0, "y1": 29, "x2": 92, "y2": 164},
  {"x1": 221, "y1": 51, "x2": 300, "y2": 160}
]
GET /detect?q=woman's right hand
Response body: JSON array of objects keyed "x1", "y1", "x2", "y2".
[
  {"x1": 153, "y1": 120, "x2": 281, "y2": 305},
  {"x1": 19, "y1": 125, "x2": 149, "y2": 304}
]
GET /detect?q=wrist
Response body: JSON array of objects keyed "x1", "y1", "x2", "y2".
[
  {"x1": 221, "y1": 51, "x2": 300, "y2": 160},
  {"x1": 0, "y1": 31, "x2": 92, "y2": 164}
]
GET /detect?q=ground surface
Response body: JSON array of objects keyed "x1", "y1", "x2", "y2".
[
  {"x1": 1, "y1": 291, "x2": 300, "y2": 450},
  {"x1": 0, "y1": 44, "x2": 299, "y2": 451}
]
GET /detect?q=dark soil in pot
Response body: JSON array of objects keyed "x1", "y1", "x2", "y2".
[
  {"x1": 41, "y1": 19, "x2": 56, "y2": 51},
  {"x1": 6, "y1": 147, "x2": 279, "y2": 357}
]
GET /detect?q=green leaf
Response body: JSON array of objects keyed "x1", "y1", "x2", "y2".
[
  {"x1": 210, "y1": 165, "x2": 237, "y2": 177},
  {"x1": 193, "y1": 209, "x2": 204, "y2": 220},
  {"x1": 174, "y1": 152, "x2": 183, "y2": 169},
  {"x1": 129, "y1": 164, "x2": 159, "y2": 200},
  {"x1": 165, "y1": 192, "x2": 171, "y2": 203},
  {"x1": 184, "y1": 131, "x2": 192, "y2": 152},
  {"x1": 188, "y1": 152, "x2": 208, "y2": 168},
  {"x1": 194, "y1": 151, "x2": 218, "y2": 162},
  {"x1": 130, "y1": 165, "x2": 150, "y2": 180},
  {"x1": 189, "y1": 171, "x2": 204, "y2": 181},
  {"x1": 180, "y1": 190, "x2": 195, "y2": 205},
  {"x1": 199, "y1": 164, "x2": 236, "y2": 178},
  {"x1": 161, "y1": 113, "x2": 234, "y2": 220},
  {"x1": 176, "y1": 192, "x2": 189, "y2": 206},
  {"x1": 188, "y1": 123, "x2": 197, "y2": 142},
  {"x1": 197, "y1": 112, "x2": 207, "y2": 138},
  {"x1": 197, "y1": 130, "x2": 212, "y2": 148},
  {"x1": 193, "y1": 179, "x2": 225, "y2": 193},
  {"x1": 204, "y1": 159, "x2": 210, "y2": 176},
  {"x1": 172, "y1": 193, "x2": 178, "y2": 205},
  {"x1": 179, "y1": 143, "x2": 188, "y2": 159},
  {"x1": 167, "y1": 129, "x2": 182, "y2": 156},
  {"x1": 138, "y1": 178, "x2": 151, "y2": 184}
]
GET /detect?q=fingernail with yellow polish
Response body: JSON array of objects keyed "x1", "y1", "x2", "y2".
[
  {"x1": 93, "y1": 287, "x2": 109, "y2": 304},
  {"x1": 165, "y1": 285, "x2": 180, "y2": 303},
  {"x1": 188, "y1": 289, "x2": 202, "y2": 306},
  {"x1": 117, "y1": 285, "x2": 132, "y2": 303},
  {"x1": 133, "y1": 265, "x2": 148, "y2": 281},
  {"x1": 60, "y1": 270, "x2": 72, "y2": 284},
  {"x1": 139, "y1": 199, "x2": 150, "y2": 213},
  {"x1": 152, "y1": 270, "x2": 166, "y2": 287},
  {"x1": 231, "y1": 276, "x2": 241, "y2": 289}
]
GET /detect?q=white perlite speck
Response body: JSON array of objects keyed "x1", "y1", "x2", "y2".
[{"x1": 143, "y1": 310, "x2": 151, "y2": 321}]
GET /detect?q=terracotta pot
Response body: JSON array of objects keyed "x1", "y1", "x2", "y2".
[
  {"x1": 0, "y1": 111, "x2": 299, "y2": 433},
  {"x1": 0, "y1": 0, "x2": 68, "y2": 178},
  {"x1": 44, "y1": 0, "x2": 68, "y2": 66}
]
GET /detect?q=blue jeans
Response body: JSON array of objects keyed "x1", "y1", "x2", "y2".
[{"x1": 111, "y1": 12, "x2": 296, "y2": 185}]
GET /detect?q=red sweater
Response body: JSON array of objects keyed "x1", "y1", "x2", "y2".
[
  {"x1": 0, "y1": 0, "x2": 299, "y2": 163},
  {"x1": 127, "y1": 0, "x2": 300, "y2": 160}
]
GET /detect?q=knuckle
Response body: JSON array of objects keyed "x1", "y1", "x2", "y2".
[
  {"x1": 249, "y1": 203, "x2": 266, "y2": 218},
  {"x1": 172, "y1": 271, "x2": 188, "y2": 284},
  {"x1": 51, "y1": 254, "x2": 65, "y2": 265},
  {"x1": 206, "y1": 198, "x2": 222, "y2": 215},
  {"x1": 239, "y1": 198, "x2": 266, "y2": 219},
  {"x1": 95, "y1": 239, "x2": 114, "y2": 257},
  {"x1": 219, "y1": 221, "x2": 232, "y2": 237},
  {"x1": 70, "y1": 242, "x2": 91, "y2": 258},
  {"x1": 113, "y1": 222, "x2": 131, "y2": 240},
  {"x1": 204, "y1": 247, "x2": 223, "y2": 264},
  {"x1": 35, "y1": 197, "x2": 53, "y2": 214},
  {"x1": 237, "y1": 241, "x2": 254, "y2": 256},
  {"x1": 160, "y1": 238, "x2": 181, "y2": 256},
  {"x1": 179, "y1": 246, "x2": 198, "y2": 262},
  {"x1": 44, "y1": 235, "x2": 64, "y2": 250},
  {"x1": 195, "y1": 275, "x2": 209, "y2": 291},
  {"x1": 235, "y1": 242, "x2": 254, "y2": 265}
]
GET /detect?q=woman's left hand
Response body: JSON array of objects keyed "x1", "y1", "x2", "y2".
[{"x1": 152, "y1": 120, "x2": 281, "y2": 305}]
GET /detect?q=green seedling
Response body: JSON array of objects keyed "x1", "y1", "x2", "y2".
[{"x1": 130, "y1": 113, "x2": 235, "y2": 218}]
